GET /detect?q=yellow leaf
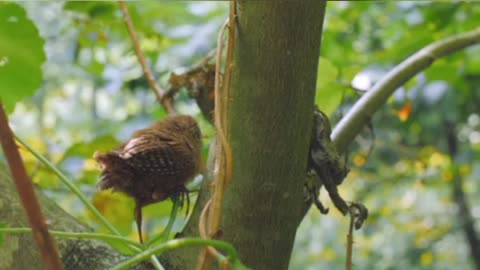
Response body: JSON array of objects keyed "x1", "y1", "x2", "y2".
[
  {"x1": 84, "y1": 158, "x2": 98, "y2": 171},
  {"x1": 380, "y1": 205, "x2": 392, "y2": 216},
  {"x1": 420, "y1": 252, "x2": 433, "y2": 266},
  {"x1": 459, "y1": 165, "x2": 471, "y2": 176},
  {"x1": 443, "y1": 171, "x2": 453, "y2": 182},
  {"x1": 320, "y1": 248, "x2": 337, "y2": 261},
  {"x1": 429, "y1": 152, "x2": 449, "y2": 168},
  {"x1": 92, "y1": 190, "x2": 133, "y2": 233}
]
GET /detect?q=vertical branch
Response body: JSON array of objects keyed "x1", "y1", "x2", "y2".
[
  {"x1": 118, "y1": 0, "x2": 175, "y2": 114},
  {"x1": 0, "y1": 102, "x2": 63, "y2": 270},
  {"x1": 345, "y1": 209, "x2": 355, "y2": 270}
]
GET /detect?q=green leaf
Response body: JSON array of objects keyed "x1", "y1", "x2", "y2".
[
  {"x1": 315, "y1": 82, "x2": 345, "y2": 117},
  {"x1": 64, "y1": 2, "x2": 115, "y2": 19},
  {"x1": 317, "y1": 57, "x2": 338, "y2": 89},
  {"x1": 62, "y1": 135, "x2": 120, "y2": 160},
  {"x1": 425, "y1": 58, "x2": 460, "y2": 81},
  {"x1": 316, "y1": 57, "x2": 342, "y2": 116},
  {"x1": 0, "y1": 3, "x2": 46, "y2": 112}
]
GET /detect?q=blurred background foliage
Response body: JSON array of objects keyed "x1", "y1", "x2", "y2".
[{"x1": 0, "y1": 1, "x2": 479, "y2": 269}]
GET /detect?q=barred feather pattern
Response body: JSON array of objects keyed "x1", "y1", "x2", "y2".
[{"x1": 94, "y1": 115, "x2": 202, "y2": 207}]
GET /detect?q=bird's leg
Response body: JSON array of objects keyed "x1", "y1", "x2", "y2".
[
  {"x1": 310, "y1": 187, "x2": 329, "y2": 214},
  {"x1": 172, "y1": 185, "x2": 190, "y2": 216},
  {"x1": 134, "y1": 201, "x2": 144, "y2": 244},
  {"x1": 184, "y1": 187, "x2": 190, "y2": 216},
  {"x1": 319, "y1": 171, "x2": 349, "y2": 215}
]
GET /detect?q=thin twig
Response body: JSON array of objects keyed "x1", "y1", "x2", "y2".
[
  {"x1": 118, "y1": 0, "x2": 175, "y2": 114},
  {"x1": 193, "y1": 47, "x2": 217, "y2": 69},
  {"x1": 0, "y1": 102, "x2": 64, "y2": 270},
  {"x1": 346, "y1": 208, "x2": 355, "y2": 270}
]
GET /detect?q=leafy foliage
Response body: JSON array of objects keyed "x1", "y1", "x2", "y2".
[{"x1": 0, "y1": 2, "x2": 45, "y2": 112}]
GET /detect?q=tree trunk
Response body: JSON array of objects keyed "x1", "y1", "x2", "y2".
[
  {"x1": 0, "y1": 1, "x2": 327, "y2": 269},
  {"x1": 221, "y1": 1, "x2": 326, "y2": 269}
]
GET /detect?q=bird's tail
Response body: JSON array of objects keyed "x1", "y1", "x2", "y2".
[{"x1": 94, "y1": 151, "x2": 133, "y2": 191}]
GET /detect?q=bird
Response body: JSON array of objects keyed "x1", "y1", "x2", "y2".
[{"x1": 94, "y1": 115, "x2": 203, "y2": 243}]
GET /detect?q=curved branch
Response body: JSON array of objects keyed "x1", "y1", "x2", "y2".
[{"x1": 331, "y1": 28, "x2": 480, "y2": 153}]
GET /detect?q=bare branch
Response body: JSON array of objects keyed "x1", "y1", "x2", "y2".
[
  {"x1": 0, "y1": 102, "x2": 63, "y2": 270},
  {"x1": 118, "y1": 0, "x2": 175, "y2": 115}
]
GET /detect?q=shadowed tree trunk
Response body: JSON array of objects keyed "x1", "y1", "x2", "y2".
[{"x1": 167, "y1": 1, "x2": 327, "y2": 269}]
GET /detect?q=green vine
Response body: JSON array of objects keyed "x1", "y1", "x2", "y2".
[
  {"x1": 146, "y1": 197, "x2": 180, "y2": 247},
  {"x1": 0, "y1": 227, "x2": 143, "y2": 249},
  {"x1": 14, "y1": 135, "x2": 165, "y2": 270},
  {"x1": 15, "y1": 135, "x2": 120, "y2": 235},
  {"x1": 112, "y1": 237, "x2": 243, "y2": 270}
]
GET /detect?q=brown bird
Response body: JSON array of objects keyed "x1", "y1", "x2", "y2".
[{"x1": 94, "y1": 115, "x2": 203, "y2": 243}]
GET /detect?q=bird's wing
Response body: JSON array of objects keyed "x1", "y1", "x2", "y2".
[{"x1": 120, "y1": 135, "x2": 195, "y2": 177}]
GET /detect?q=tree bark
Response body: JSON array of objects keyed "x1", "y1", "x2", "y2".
[
  {"x1": 1, "y1": 2, "x2": 327, "y2": 269},
  {"x1": 221, "y1": 1, "x2": 326, "y2": 269}
]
